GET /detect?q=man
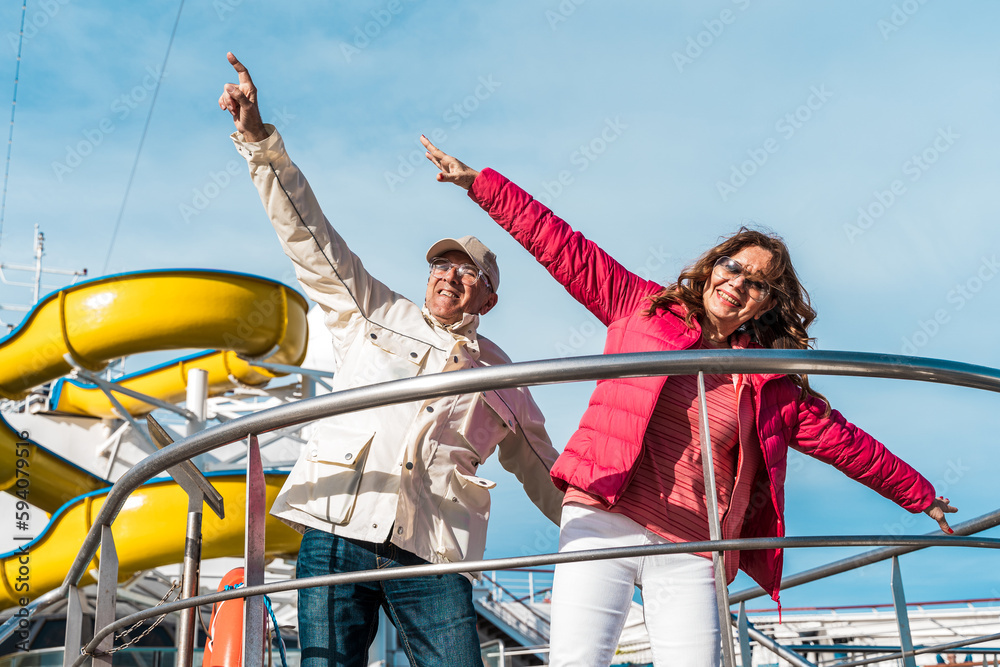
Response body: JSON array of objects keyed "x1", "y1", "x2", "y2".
[{"x1": 220, "y1": 53, "x2": 563, "y2": 667}]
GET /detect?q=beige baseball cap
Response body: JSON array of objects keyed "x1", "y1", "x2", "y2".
[{"x1": 425, "y1": 235, "x2": 500, "y2": 292}]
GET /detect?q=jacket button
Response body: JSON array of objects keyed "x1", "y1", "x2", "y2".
[
  {"x1": 452, "y1": 497, "x2": 458, "y2": 502},
  {"x1": 370, "y1": 333, "x2": 377, "y2": 339},
  {"x1": 372, "y1": 524, "x2": 378, "y2": 529},
  {"x1": 426, "y1": 406, "x2": 434, "y2": 413},
  {"x1": 410, "y1": 352, "x2": 418, "y2": 358},
  {"x1": 397, "y1": 526, "x2": 403, "y2": 535},
  {"x1": 405, "y1": 462, "x2": 413, "y2": 470},
  {"x1": 345, "y1": 453, "x2": 353, "y2": 461},
  {"x1": 453, "y1": 356, "x2": 458, "y2": 363}
]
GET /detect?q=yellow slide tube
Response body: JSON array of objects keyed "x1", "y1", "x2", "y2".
[
  {"x1": 0, "y1": 473, "x2": 302, "y2": 609},
  {"x1": 0, "y1": 270, "x2": 308, "y2": 401},
  {"x1": 0, "y1": 417, "x2": 108, "y2": 513},
  {"x1": 51, "y1": 349, "x2": 282, "y2": 419}
]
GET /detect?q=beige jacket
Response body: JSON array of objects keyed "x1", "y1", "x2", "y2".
[{"x1": 232, "y1": 126, "x2": 563, "y2": 566}]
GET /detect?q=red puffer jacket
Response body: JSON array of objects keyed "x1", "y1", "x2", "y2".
[{"x1": 469, "y1": 168, "x2": 935, "y2": 599}]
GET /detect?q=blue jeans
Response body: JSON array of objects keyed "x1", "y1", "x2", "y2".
[{"x1": 296, "y1": 528, "x2": 481, "y2": 667}]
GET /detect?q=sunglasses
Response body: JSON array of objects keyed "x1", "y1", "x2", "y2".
[{"x1": 712, "y1": 256, "x2": 772, "y2": 302}]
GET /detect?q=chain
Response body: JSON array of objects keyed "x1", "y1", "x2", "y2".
[{"x1": 83, "y1": 580, "x2": 180, "y2": 657}]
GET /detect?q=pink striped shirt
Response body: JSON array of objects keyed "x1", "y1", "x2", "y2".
[{"x1": 566, "y1": 365, "x2": 762, "y2": 582}]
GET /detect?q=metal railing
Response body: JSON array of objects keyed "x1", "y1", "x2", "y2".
[{"x1": 7, "y1": 349, "x2": 1000, "y2": 667}]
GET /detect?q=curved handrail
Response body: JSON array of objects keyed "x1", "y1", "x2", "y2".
[
  {"x1": 56, "y1": 349, "x2": 1000, "y2": 600},
  {"x1": 72, "y1": 534, "x2": 1000, "y2": 665}
]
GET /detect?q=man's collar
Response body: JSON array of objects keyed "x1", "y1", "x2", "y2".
[{"x1": 421, "y1": 306, "x2": 481, "y2": 351}]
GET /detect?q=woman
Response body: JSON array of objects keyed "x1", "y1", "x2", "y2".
[{"x1": 421, "y1": 136, "x2": 957, "y2": 666}]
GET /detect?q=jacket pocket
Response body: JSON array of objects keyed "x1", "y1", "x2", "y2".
[
  {"x1": 434, "y1": 470, "x2": 495, "y2": 563},
  {"x1": 354, "y1": 323, "x2": 432, "y2": 384},
  {"x1": 292, "y1": 425, "x2": 375, "y2": 525},
  {"x1": 309, "y1": 423, "x2": 375, "y2": 466}
]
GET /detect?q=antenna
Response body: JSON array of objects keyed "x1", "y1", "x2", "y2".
[
  {"x1": 33, "y1": 224, "x2": 43, "y2": 303},
  {"x1": 0, "y1": 225, "x2": 87, "y2": 329}
]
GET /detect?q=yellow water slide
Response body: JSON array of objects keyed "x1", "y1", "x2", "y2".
[
  {"x1": 0, "y1": 269, "x2": 309, "y2": 401},
  {"x1": 0, "y1": 416, "x2": 108, "y2": 513},
  {"x1": 0, "y1": 269, "x2": 311, "y2": 608},
  {"x1": 0, "y1": 473, "x2": 302, "y2": 608},
  {"x1": 50, "y1": 349, "x2": 284, "y2": 419},
  {"x1": 0, "y1": 269, "x2": 308, "y2": 509}
]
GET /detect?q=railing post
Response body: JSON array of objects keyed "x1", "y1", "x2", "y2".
[
  {"x1": 92, "y1": 525, "x2": 118, "y2": 667},
  {"x1": 697, "y1": 371, "x2": 736, "y2": 667},
  {"x1": 737, "y1": 615, "x2": 818, "y2": 667},
  {"x1": 176, "y1": 492, "x2": 204, "y2": 667},
  {"x1": 300, "y1": 373, "x2": 316, "y2": 399},
  {"x1": 176, "y1": 368, "x2": 209, "y2": 667},
  {"x1": 146, "y1": 414, "x2": 224, "y2": 667},
  {"x1": 737, "y1": 602, "x2": 751, "y2": 667},
  {"x1": 185, "y1": 368, "x2": 208, "y2": 436},
  {"x1": 890, "y1": 555, "x2": 918, "y2": 667},
  {"x1": 243, "y1": 434, "x2": 266, "y2": 667},
  {"x1": 62, "y1": 586, "x2": 85, "y2": 667}
]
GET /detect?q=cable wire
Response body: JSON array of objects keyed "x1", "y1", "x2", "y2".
[
  {"x1": 101, "y1": 0, "x2": 185, "y2": 274},
  {"x1": 0, "y1": 1, "x2": 29, "y2": 250}
]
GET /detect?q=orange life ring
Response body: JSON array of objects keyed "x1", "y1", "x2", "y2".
[{"x1": 202, "y1": 568, "x2": 261, "y2": 667}]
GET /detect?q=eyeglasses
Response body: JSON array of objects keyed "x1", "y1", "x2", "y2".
[
  {"x1": 429, "y1": 258, "x2": 491, "y2": 290},
  {"x1": 712, "y1": 256, "x2": 772, "y2": 302}
]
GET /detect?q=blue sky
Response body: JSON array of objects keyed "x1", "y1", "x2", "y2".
[{"x1": 0, "y1": 1, "x2": 998, "y2": 612}]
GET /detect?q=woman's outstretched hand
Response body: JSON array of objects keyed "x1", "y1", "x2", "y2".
[
  {"x1": 924, "y1": 496, "x2": 958, "y2": 534},
  {"x1": 422, "y1": 136, "x2": 479, "y2": 190}
]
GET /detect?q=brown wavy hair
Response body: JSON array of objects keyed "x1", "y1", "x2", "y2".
[{"x1": 645, "y1": 227, "x2": 828, "y2": 409}]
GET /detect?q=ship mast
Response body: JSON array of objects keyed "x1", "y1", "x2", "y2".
[{"x1": 0, "y1": 224, "x2": 87, "y2": 329}]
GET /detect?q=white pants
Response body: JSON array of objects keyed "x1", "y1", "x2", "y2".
[{"x1": 548, "y1": 503, "x2": 721, "y2": 667}]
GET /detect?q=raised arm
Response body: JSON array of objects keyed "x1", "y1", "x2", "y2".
[
  {"x1": 790, "y1": 385, "x2": 957, "y2": 534},
  {"x1": 221, "y1": 54, "x2": 402, "y2": 331},
  {"x1": 422, "y1": 136, "x2": 662, "y2": 326}
]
